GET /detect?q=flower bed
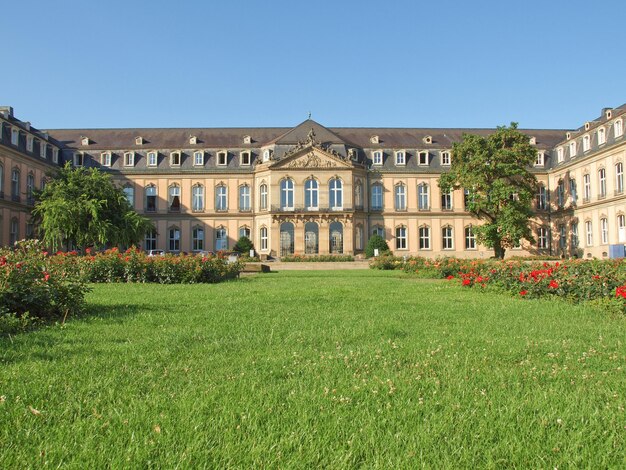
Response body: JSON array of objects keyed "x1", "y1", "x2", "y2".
[
  {"x1": 0, "y1": 240, "x2": 88, "y2": 329},
  {"x1": 281, "y1": 254, "x2": 355, "y2": 262},
  {"x1": 372, "y1": 255, "x2": 626, "y2": 313}
]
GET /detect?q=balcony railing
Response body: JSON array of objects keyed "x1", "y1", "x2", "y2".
[{"x1": 270, "y1": 204, "x2": 353, "y2": 213}]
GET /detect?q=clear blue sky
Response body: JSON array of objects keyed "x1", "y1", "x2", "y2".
[{"x1": 3, "y1": 0, "x2": 625, "y2": 130}]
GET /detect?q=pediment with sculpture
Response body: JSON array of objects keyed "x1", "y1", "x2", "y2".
[{"x1": 269, "y1": 130, "x2": 356, "y2": 170}]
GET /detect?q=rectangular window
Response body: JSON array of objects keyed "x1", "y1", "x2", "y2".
[
  {"x1": 11, "y1": 128, "x2": 19, "y2": 146},
  {"x1": 26, "y1": 136, "x2": 33, "y2": 152},
  {"x1": 216, "y1": 186, "x2": 228, "y2": 211},
  {"x1": 465, "y1": 226, "x2": 476, "y2": 250},
  {"x1": 52, "y1": 148, "x2": 59, "y2": 164},
  {"x1": 40, "y1": 142, "x2": 47, "y2": 159},
  {"x1": 569, "y1": 141, "x2": 577, "y2": 158},
  {"x1": 395, "y1": 185, "x2": 406, "y2": 211},
  {"x1": 194, "y1": 151, "x2": 204, "y2": 166},
  {"x1": 124, "y1": 152, "x2": 135, "y2": 167},
  {"x1": 442, "y1": 226, "x2": 453, "y2": 250},
  {"x1": 169, "y1": 227, "x2": 181, "y2": 252},
  {"x1": 598, "y1": 128, "x2": 606, "y2": 145},
  {"x1": 217, "y1": 151, "x2": 227, "y2": 166},
  {"x1": 259, "y1": 184, "x2": 268, "y2": 210},
  {"x1": 538, "y1": 227, "x2": 549, "y2": 249},
  {"x1": 618, "y1": 215, "x2": 626, "y2": 243},
  {"x1": 192, "y1": 185, "x2": 204, "y2": 212},
  {"x1": 239, "y1": 185, "x2": 251, "y2": 211},
  {"x1": 441, "y1": 151, "x2": 451, "y2": 166},
  {"x1": 419, "y1": 226, "x2": 430, "y2": 250},
  {"x1": 395, "y1": 226, "x2": 407, "y2": 250},
  {"x1": 371, "y1": 183, "x2": 383, "y2": 210},
  {"x1": 535, "y1": 152, "x2": 544, "y2": 167},
  {"x1": 170, "y1": 152, "x2": 181, "y2": 166},
  {"x1": 598, "y1": 168, "x2": 606, "y2": 198},
  {"x1": 616, "y1": 163, "x2": 624, "y2": 195},
  {"x1": 192, "y1": 227, "x2": 205, "y2": 251},
  {"x1": 585, "y1": 221, "x2": 593, "y2": 246},
  {"x1": 571, "y1": 223, "x2": 579, "y2": 249},
  {"x1": 559, "y1": 224, "x2": 566, "y2": 251},
  {"x1": 418, "y1": 184, "x2": 429, "y2": 210},
  {"x1": 536, "y1": 186, "x2": 547, "y2": 210},
  {"x1": 260, "y1": 227, "x2": 268, "y2": 250},
  {"x1": 601, "y1": 218, "x2": 608, "y2": 244},
  {"x1": 101, "y1": 152, "x2": 111, "y2": 167},
  {"x1": 73, "y1": 152, "x2": 84, "y2": 167},
  {"x1": 240, "y1": 151, "x2": 251, "y2": 165},
  {"x1": 583, "y1": 135, "x2": 591, "y2": 152},
  {"x1": 441, "y1": 189, "x2": 452, "y2": 210},
  {"x1": 583, "y1": 174, "x2": 591, "y2": 202},
  {"x1": 570, "y1": 179, "x2": 577, "y2": 205},
  {"x1": 615, "y1": 120, "x2": 623, "y2": 138},
  {"x1": 372, "y1": 151, "x2": 383, "y2": 165},
  {"x1": 557, "y1": 180, "x2": 565, "y2": 208},
  {"x1": 557, "y1": 147, "x2": 564, "y2": 163},
  {"x1": 395, "y1": 151, "x2": 405, "y2": 166},
  {"x1": 148, "y1": 152, "x2": 158, "y2": 166},
  {"x1": 418, "y1": 151, "x2": 429, "y2": 165}
]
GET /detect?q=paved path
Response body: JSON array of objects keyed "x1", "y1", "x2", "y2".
[{"x1": 256, "y1": 261, "x2": 370, "y2": 271}]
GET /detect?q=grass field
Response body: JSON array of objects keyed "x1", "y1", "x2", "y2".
[{"x1": 1, "y1": 270, "x2": 625, "y2": 468}]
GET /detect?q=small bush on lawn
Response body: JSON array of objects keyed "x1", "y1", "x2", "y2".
[
  {"x1": 233, "y1": 236, "x2": 255, "y2": 255},
  {"x1": 369, "y1": 253, "x2": 403, "y2": 270},
  {"x1": 365, "y1": 235, "x2": 390, "y2": 258},
  {"x1": 281, "y1": 254, "x2": 354, "y2": 262},
  {"x1": 0, "y1": 240, "x2": 88, "y2": 329}
]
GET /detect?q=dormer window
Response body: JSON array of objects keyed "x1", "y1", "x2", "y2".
[
  {"x1": 598, "y1": 127, "x2": 606, "y2": 145},
  {"x1": 189, "y1": 135, "x2": 197, "y2": 145},
  {"x1": 584, "y1": 122, "x2": 591, "y2": 131},
  {"x1": 135, "y1": 136, "x2": 144, "y2": 145},
  {"x1": 240, "y1": 151, "x2": 251, "y2": 165},
  {"x1": 26, "y1": 135, "x2": 34, "y2": 152},
  {"x1": 372, "y1": 150, "x2": 383, "y2": 165},
  {"x1": 39, "y1": 142, "x2": 47, "y2": 159},
  {"x1": 217, "y1": 151, "x2": 227, "y2": 166},
  {"x1": 418, "y1": 151, "x2": 429, "y2": 166},
  {"x1": 10, "y1": 128, "x2": 19, "y2": 146},
  {"x1": 395, "y1": 150, "x2": 406, "y2": 165},
  {"x1": 52, "y1": 148, "x2": 59, "y2": 164},
  {"x1": 616, "y1": 119, "x2": 624, "y2": 138},
  {"x1": 348, "y1": 148, "x2": 358, "y2": 160},
  {"x1": 370, "y1": 135, "x2": 379, "y2": 144},
  {"x1": 582, "y1": 135, "x2": 590, "y2": 152},
  {"x1": 423, "y1": 136, "x2": 432, "y2": 144},
  {"x1": 101, "y1": 152, "x2": 111, "y2": 167},
  {"x1": 441, "y1": 151, "x2": 451, "y2": 166},
  {"x1": 193, "y1": 151, "x2": 204, "y2": 166},
  {"x1": 124, "y1": 151, "x2": 135, "y2": 167},
  {"x1": 81, "y1": 137, "x2": 90, "y2": 146},
  {"x1": 262, "y1": 149, "x2": 271, "y2": 162},
  {"x1": 557, "y1": 147, "x2": 564, "y2": 163},
  {"x1": 170, "y1": 151, "x2": 181, "y2": 166},
  {"x1": 243, "y1": 135, "x2": 252, "y2": 144},
  {"x1": 569, "y1": 141, "x2": 577, "y2": 158},
  {"x1": 529, "y1": 136, "x2": 537, "y2": 145},
  {"x1": 566, "y1": 132, "x2": 572, "y2": 139},
  {"x1": 73, "y1": 152, "x2": 84, "y2": 167},
  {"x1": 606, "y1": 109, "x2": 613, "y2": 119},
  {"x1": 148, "y1": 151, "x2": 158, "y2": 166},
  {"x1": 535, "y1": 152, "x2": 545, "y2": 167}
]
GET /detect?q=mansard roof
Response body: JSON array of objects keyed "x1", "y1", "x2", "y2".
[{"x1": 269, "y1": 119, "x2": 351, "y2": 145}]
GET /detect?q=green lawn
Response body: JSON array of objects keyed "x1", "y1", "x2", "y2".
[{"x1": 1, "y1": 271, "x2": 625, "y2": 468}]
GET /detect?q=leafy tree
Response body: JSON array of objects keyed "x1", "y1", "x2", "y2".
[
  {"x1": 32, "y1": 163, "x2": 154, "y2": 251},
  {"x1": 233, "y1": 236, "x2": 254, "y2": 254},
  {"x1": 438, "y1": 124, "x2": 537, "y2": 259},
  {"x1": 365, "y1": 234, "x2": 390, "y2": 258}
]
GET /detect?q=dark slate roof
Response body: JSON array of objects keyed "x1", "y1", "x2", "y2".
[{"x1": 270, "y1": 119, "x2": 352, "y2": 145}]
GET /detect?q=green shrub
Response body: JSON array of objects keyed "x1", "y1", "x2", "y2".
[
  {"x1": 365, "y1": 235, "x2": 390, "y2": 258},
  {"x1": 281, "y1": 254, "x2": 354, "y2": 262},
  {"x1": 233, "y1": 236, "x2": 255, "y2": 254},
  {"x1": 369, "y1": 253, "x2": 403, "y2": 270}
]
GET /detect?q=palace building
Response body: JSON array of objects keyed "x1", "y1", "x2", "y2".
[{"x1": 1, "y1": 103, "x2": 625, "y2": 259}]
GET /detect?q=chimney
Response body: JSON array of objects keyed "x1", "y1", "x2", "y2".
[{"x1": 0, "y1": 106, "x2": 14, "y2": 118}]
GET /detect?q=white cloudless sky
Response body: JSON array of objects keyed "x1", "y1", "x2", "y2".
[{"x1": 2, "y1": 0, "x2": 625, "y2": 130}]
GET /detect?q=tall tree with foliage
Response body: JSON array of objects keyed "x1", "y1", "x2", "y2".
[
  {"x1": 438, "y1": 124, "x2": 538, "y2": 259},
  {"x1": 33, "y1": 163, "x2": 154, "y2": 251}
]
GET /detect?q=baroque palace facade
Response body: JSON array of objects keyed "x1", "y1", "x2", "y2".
[{"x1": 1, "y1": 104, "x2": 626, "y2": 259}]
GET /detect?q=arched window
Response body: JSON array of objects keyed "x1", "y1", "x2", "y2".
[
  {"x1": 395, "y1": 183, "x2": 407, "y2": 211},
  {"x1": 123, "y1": 184, "x2": 134, "y2": 207},
  {"x1": 192, "y1": 226, "x2": 205, "y2": 251},
  {"x1": 239, "y1": 185, "x2": 251, "y2": 211},
  {"x1": 215, "y1": 185, "x2": 228, "y2": 211},
  {"x1": 465, "y1": 226, "x2": 476, "y2": 250},
  {"x1": 305, "y1": 178, "x2": 319, "y2": 210},
  {"x1": 215, "y1": 227, "x2": 228, "y2": 251},
  {"x1": 419, "y1": 226, "x2": 431, "y2": 250},
  {"x1": 26, "y1": 173, "x2": 35, "y2": 204},
  {"x1": 11, "y1": 168, "x2": 20, "y2": 201},
  {"x1": 329, "y1": 178, "x2": 343, "y2": 210},
  {"x1": 354, "y1": 181, "x2": 363, "y2": 209},
  {"x1": 442, "y1": 225, "x2": 454, "y2": 250},
  {"x1": 192, "y1": 184, "x2": 204, "y2": 212},
  {"x1": 168, "y1": 184, "x2": 181, "y2": 212},
  {"x1": 260, "y1": 226, "x2": 268, "y2": 251},
  {"x1": 418, "y1": 183, "x2": 429, "y2": 210},
  {"x1": 372, "y1": 225, "x2": 385, "y2": 238},
  {"x1": 280, "y1": 179, "x2": 294, "y2": 210},
  {"x1": 145, "y1": 185, "x2": 157, "y2": 212},
  {"x1": 616, "y1": 162, "x2": 624, "y2": 194},
  {"x1": 395, "y1": 225, "x2": 407, "y2": 250},
  {"x1": 305, "y1": 222, "x2": 319, "y2": 254},
  {"x1": 280, "y1": 222, "x2": 294, "y2": 256},
  {"x1": 330, "y1": 221, "x2": 343, "y2": 253},
  {"x1": 371, "y1": 182, "x2": 383, "y2": 210},
  {"x1": 168, "y1": 226, "x2": 181, "y2": 252},
  {"x1": 259, "y1": 183, "x2": 268, "y2": 210}
]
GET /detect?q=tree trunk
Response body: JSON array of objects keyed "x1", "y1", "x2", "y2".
[{"x1": 494, "y1": 240, "x2": 506, "y2": 259}]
